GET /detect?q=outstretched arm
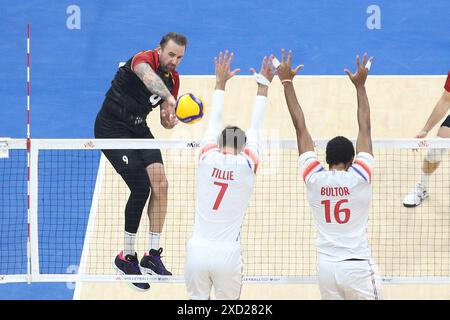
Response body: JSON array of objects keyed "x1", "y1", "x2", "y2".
[
  {"x1": 134, "y1": 62, "x2": 178, "y2": 129},
  {"x1": 277, "y1": 49, "x2": 314, "y2": 155},
  {"x1": 416, "y1": 90, "x2": 450, "y2": 138},
  {"x1": 246, "y1": 55, "x2": 276, "y2": 154},
  {"x1": 134, "y1": 62, "x2": 174, "y2": 100},
  {"x1": 344, "y1": 53, "x2": 373, "y2": 155},
  {"x1": 201, "y1": 50, "x2": 240, "y2": 146}
]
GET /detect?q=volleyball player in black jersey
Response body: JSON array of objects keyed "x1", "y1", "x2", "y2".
[{"x1": 95, "y1": 32, "x2": 186, "y2": 291}]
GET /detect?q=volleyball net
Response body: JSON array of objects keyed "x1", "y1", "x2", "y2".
[{"x1": 0, "y1": 138, "x2": 449, "y2": 284}]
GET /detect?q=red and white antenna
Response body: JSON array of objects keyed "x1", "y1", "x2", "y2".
[
  {"x1": 26, "y1": 23, "x2": 31, "y2": 282},
  {"x1": 27, "y1": 24, "x2": 31, "y2": 143}
]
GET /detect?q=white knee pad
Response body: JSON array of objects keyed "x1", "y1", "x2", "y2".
[{"x1": 425, "y1": 148, "x2": 446, "y2": 163}]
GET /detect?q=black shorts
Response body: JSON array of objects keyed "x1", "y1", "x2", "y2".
[
  {"x1": 441, "y1": 115, "x2": 450, "y2": 128},
  {"x1": 94, "y1": 98, "x2": 163, "y2": 173}
]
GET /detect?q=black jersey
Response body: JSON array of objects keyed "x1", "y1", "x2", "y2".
[{"x1": 103, "y1": 50, "x2": 180, "y2": 124}]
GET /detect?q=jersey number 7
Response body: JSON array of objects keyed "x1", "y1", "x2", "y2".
[
  {"x1": 213, "y1": 182, "x2": 229, "y2": 210},
  {"x1": 321, "y1": 199, "x2": 351, "y2": 224}
]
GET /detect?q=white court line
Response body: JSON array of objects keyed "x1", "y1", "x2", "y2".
[{"x1": 73, "y1": 154, "x2": 106, "y2": 300}]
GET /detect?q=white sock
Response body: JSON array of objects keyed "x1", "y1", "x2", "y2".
[
  {"x1": 148, "y1": 232, "x2": 161, "y2": 252},
  {"x1": 420, "y1": 171, "x2": 430, "y2": 190},
  {"x1": 124, "y1": 232, "x2": 136, "y2": 257}
]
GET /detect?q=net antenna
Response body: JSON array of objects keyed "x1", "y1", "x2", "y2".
[{"x1": 26, "y1": 23, "x2": 32, "y2": 283}]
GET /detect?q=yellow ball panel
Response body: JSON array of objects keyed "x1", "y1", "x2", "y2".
[{"x1": 176, "y1": 93, "x2": 204, "y2": 124}]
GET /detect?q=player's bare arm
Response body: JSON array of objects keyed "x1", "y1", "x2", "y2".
[
  {"x1": 416, "y1": 90, "x2": 450, "y2": 138},
  {"x1": 277, "y1": 49, "x2": 314, "y2": 155},
  {"x1": 133, "y1": 62, "x2": 177, "y2": 129},
  {"x1": 134, "y1": 62, "x2": 173, "y2": 100},
  {"x1": 344, "y1": 53, "x2": 373, "y2": 155}
]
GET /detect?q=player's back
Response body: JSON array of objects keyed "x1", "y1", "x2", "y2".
[
  {"x1": 194, "y1": 150, "x2": 256, "y2": 242},
  {"x1": 300, "y1": 151, "x2": 374, "y2": 261}
]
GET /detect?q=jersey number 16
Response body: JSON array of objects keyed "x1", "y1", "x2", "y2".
[{"x1": 321, "y1": 199, "x2": 351, "y2": 224}]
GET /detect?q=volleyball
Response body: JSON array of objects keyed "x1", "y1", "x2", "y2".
[{"x1": 175, "y1": 93, "x2": 204, "y2": 124}]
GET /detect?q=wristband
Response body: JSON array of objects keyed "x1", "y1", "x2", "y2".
[
  {"x1": 272, "y1": 57, "x2": 281, "y2": 69},
  {"x1": 281, "y1": 79, "x2": 292, "y2": 85},
  {"x1": 254, "y1": 73, "x2": 270, "y2": 86}
]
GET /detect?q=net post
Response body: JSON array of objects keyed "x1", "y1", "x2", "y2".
[{"x1": 28, "y1": 143, "x2": 40, "y2": 278}]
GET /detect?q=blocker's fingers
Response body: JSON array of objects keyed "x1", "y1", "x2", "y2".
[
  {"x1": 365, "y1": 56, "x2": 373, "y2": 71},
  {"x1": 287, "y1": 50, "x2": 292, "y2": 66},
  {"x1": 293, "y1": 64, "x2": 304, "y2": 75},
  {"x1": 227, "y1": 51, "x2": 234, "y2": 65},
  {"x1": 261, "y1": 56, "x2": 267, "y2": 68},
  {"x1": 230, "y1": 68, "x2": 241, "y2": 77},
  {"x1": 344, "y1": 68, "x2": 353, "y2": 78}
]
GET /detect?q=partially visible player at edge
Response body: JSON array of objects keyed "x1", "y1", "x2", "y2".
[
  {"x1": 184, "y1": 50, "x2": 276, "y2": 299},
  {"x1": 403, "y1": 71, "x2": 450, "y2": 207},
  {"x1": 278, "y1": 49, "x2": 382, "y2": 299},
  {"x1": 94, "y1": 32, "x2": 186, "y2": 291}
]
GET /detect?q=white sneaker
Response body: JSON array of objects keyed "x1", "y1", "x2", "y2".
[{"x1": 403, "y1": 183, "x2": 429, "y2": 208}]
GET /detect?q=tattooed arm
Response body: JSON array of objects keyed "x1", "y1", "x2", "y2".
[
  {"x1": 134, "y1": 62, "x2": 173, "y2": 100},
  {"x1": 134, "y1": 62, "x2": 178, "y2": 128}
]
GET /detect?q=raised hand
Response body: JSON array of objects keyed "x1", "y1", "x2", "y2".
[
  {"x1": 344, "y1": 53, "x2": 373, "y2": 88},
  {"x1": 215, "y1": 50, "x2": 240, "y2": 90},
  {"x1": 277, "y1": 49, "x2": 304, "y2": 82},
  {"x1": 250, "y1": 54, "x2": 277, "y2": 85}
]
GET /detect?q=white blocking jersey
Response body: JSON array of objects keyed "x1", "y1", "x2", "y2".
[
  {"x1": 193, "y1": 143, "x2": 258, "y2": 242},
  {"x1": 299, "y1": 151, "x2": 374, "y2": 261}
]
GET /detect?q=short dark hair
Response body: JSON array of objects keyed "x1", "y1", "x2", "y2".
[
  {"x1": 325, "y1": 136, "x2": 355, "y2": 166},
  {"x1": 219, "y1": 126, "x2": 247, "y2": 152},
  {"x1": 160, "y1": 32, "x2": 187, "y2": 48}
]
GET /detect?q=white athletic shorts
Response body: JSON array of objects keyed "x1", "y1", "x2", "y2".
[
  {"x1": 184, "y1": 236, "x2": 243, "y2": 300},
  {"x1": 317, "y1": 256, "x2": 383, "y2": 300}
]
